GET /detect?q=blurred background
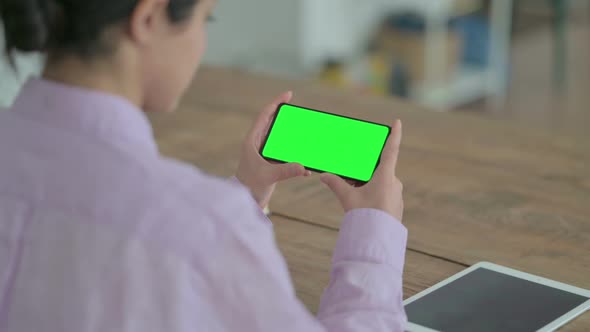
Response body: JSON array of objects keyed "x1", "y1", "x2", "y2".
[{"x1": 1, "y1": 0, "x2": 589, "y2": 137}]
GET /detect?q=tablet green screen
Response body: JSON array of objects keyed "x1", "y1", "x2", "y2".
[{"x1": 261, "y1": 104, "x2": 390, "y2": 182}]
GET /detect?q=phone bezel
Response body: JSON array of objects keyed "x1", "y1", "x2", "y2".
[{"x1": 259, "y1": 102, "x2": 392, "y2": 184}]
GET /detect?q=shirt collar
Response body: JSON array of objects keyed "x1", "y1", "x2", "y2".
[{"x1": 11, "y1": 78, "x2": 158, "y2": 156}]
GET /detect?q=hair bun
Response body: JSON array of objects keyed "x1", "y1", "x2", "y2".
[{"x1": 1, "y1": 0, "x2": 60, "y2": 53}]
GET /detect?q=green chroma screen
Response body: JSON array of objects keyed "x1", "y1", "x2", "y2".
[{"x1": 261, "y1": 104, "x2": 391, "y2": 182}]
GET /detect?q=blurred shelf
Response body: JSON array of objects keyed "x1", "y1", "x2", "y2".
[{"x1": 413, "y1": 66, "x2": 491, "y2": 110}]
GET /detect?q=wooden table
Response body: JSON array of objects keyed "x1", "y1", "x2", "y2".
[{"x1": 150, "y1": 66, "x2": 590, "y2": 330}]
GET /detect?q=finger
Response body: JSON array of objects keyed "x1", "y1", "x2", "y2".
[
  {"x1": 251, "y1": 91, "x2": 293, "y2": 138},
  {"x1": 272, "y1": 162, "x2": 306, "y2": 182},
  {"x1": 268, "y1": 159, "x2": 310, "y2": 175},
  {"x1": 320, "y1": 173, "x2": 351, "y2": 201},
  {"x1": 263, "y1": 91, "x2": 293, "y2": 118},
  {"x1": 378, "y1": 119, "x2": 402, "y2": 175}
]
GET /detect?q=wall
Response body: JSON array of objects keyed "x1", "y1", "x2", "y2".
[
  {"x1": 300, "y1": 0, "x2": 388, "y2": 70},
  {"x1": 203, "y1": 0, "x2": 303, "y2": 77},
  {"x1": 202, "y1": 0, "x2": 431, "y2": 76}
]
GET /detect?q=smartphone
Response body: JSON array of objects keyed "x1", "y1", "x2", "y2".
[{"x1": 260, "y1": 103, "x2": 391, "y2": 183}]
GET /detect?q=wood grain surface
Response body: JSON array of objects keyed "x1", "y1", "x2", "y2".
[{"x1": 150, "y1": 66, "x2": 589, "y2": 330}]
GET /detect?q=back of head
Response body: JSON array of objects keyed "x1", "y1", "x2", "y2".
[
  {"x1": 0, "y1": 0, "x2": 57, "y2": 53},
  {"x1": 0, "y1": 0, "x2": 207, "y2": 112},
  {"x1": 0, "y1": 0, "x2": 199, "y2": 61}
]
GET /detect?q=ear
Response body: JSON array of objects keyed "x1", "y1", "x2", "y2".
[{"x1": 128, "y1": 0, "x2": 169, "y2": 46}]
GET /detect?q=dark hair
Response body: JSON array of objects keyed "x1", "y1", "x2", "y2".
[{"x1": 0, "y1": 0, "x2": 199, "y2": 60}]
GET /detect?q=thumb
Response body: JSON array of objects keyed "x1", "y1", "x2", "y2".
[
  {"x1": 273, "y1": 163, "x2": 306, "y2": 182},
  {"x1": 320, "y1": 173, "x2": 351, "y2": 201},
  {"x1": 249, "y1": 91, "x2": 294, "y2": 144}
]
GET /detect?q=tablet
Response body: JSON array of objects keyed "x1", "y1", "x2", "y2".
[{"x1": 404, "y1": 262, "x2": 590, "y2": 332}]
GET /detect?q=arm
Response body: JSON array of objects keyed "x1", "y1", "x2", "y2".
[
  {"x1": 226, "y1": 94, "x2": 407, "y2": 330},
  {"x1": 227, "y1": 176, "x2": 272, "y2": 216},
  {"x1": 315, "y1": 119, "x2": 408, "y2": 330},
  {"x1": 235, "y1": 91, "x2": 310, "y2": 209},
  {"x1": 200, "y1": 193, "x2": 407, "y2": 332},
  {"x1": 318, "y1": 209, "x2": 407, "y2": 331}
]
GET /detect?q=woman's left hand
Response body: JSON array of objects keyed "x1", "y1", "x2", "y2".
[{"x1": 236, "y1": 91, "x2": 311, "y2": 208}]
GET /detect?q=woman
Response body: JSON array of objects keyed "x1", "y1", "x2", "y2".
[{"x1": 0, "y1": 0, "x2": 407, "y2": 331}]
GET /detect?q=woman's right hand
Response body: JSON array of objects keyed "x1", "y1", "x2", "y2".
[{"x1": 320, "y1": 120, "x2": 404, "y2": 221}]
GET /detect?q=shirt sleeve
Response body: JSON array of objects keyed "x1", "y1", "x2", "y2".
[
  {"x1": 204, "y1": 189, "x2": 408, "y2": 332},
  {"x1": 317, "y1": 208, "x2": 408, "y2": 331},
  {"x1": 227, "y1": 176, "x2": 272, "y2": 217}
]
